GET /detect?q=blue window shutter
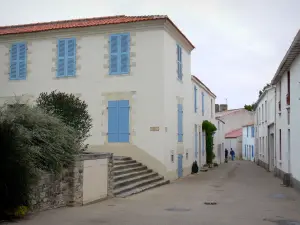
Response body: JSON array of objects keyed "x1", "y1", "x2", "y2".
[
  {"x1": 108, "y1": 101, "x2": 119, "y2": 142},
  {"x1": 252, "y1": 145, "x2": 254, "y2": 157},
  {"x1": 202, "y1": 92, "x2": 204, "y2": 115},
  {"x1": 118, "y1": 100, "x2": 130, "y2": 142},
  {"x1": 18, "y1": 43, "x2": 27, "y2": 79},
  {"x1": 66, "y1": 38, "x2": 76, "y2": 76},
  {"x1": 177, "y1": 104, "x2": 183, "y2": 142},
  {"x1": 194, "y1": 86, "x2": 197, "y2": 113},
  {"x1": 109, "y1": 35, "x2": 119, "y2": 74},
  {"x1": 120, "y1": 34, "x2": 130, "y2": 74},
  {"x1": 10, "y1": 43, "x2": 18, "y2": 80},
  {"x1": 57, "y1": 39, "x2": 66, "y2": 77},
  {"x1": 247, "y1": 127, "x2": 248, "y2": 137},
  {"x1": 177, "y1": 44, "x2": 182, "y2": 80}
]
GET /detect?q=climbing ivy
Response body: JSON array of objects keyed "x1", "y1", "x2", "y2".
[{"x1": 202, "y1": 120, "x2": 217, "y2": 164}]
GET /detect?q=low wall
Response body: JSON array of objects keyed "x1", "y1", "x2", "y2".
[
  {"x1": 31, "y1": 152, "x2": 113, "y2": 212},
  {"x1": 257, "y1": 159, "x2": 269, "y2": 171}
]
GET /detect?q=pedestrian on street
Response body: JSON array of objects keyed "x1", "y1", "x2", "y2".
[
  {"x1": 225, "y1": 148, "x2": 228, "y2": 163},
  {"x1": 230, "y1": 148, "x2": 234, "y2": 161}
]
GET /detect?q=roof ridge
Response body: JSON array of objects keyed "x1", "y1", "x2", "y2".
[{"x1": 0, "y1": 15, "x2": 127, "y2": 29}]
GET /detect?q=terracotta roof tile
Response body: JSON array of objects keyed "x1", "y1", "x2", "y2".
[
  {"x1": 0, "y1": 15, "x2": 195, "y2": 49},
  {"x1": 225, "y1": 128, "x2": 243, "y2": 138}
]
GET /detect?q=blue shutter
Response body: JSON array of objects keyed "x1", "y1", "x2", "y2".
[
  {"x1": 120, "y1": 34, "x2": 130, "y2": 74},
  {"x1": 247, "y1": 127, "x2": 248, "y2": 137},
  {"x1": 177, "y1": 104, "x2": 183, "y2": 142},
  {"x1": 10, "y1": 43, "x2": 18, "y2": 80},
  {"x1": 67, "y1": 38, "x2": 76, "y2": 76},
  {"x1": 202, "y1": 132, "x2": 205, "y2": 155},
  {"x1": 108, "y1": 101, "x2": 118, "y2": 142},
  {"x1": 177, "y1": 44, "x2": 182, "y2": 80},
  {"x1": 18, "y1": 43, "x2": 27, "y2": 79},
  {"x1": 202, "y1": 92, "x2": 205, "y2": 115},
  {"x1": 118, "y1": 100, "x2": 130, "y2": 142},
  {"x1": 252, "y1": 145, "x2": 254, "y2": 157},
  {"x1": 251, "y1": 126, "x2": 254, "y2": 137},
  {"x1": 57, "y1": 39, "x2": 66, "y2": 77},
  {"x1": 109, "y1": 35, "x2": 119, "y2": 74},
  {"x1": 194, "y1": 86, "x2": 197, "y2": 113}
]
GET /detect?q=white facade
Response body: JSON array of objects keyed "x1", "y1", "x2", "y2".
[
  {"x1": 0, "y1": 18, "x2": 200, "y2": 181},
  {"x1": 191, "y1": 76, "x2": 217, "y2": 166},
  {"x1": 254, "y1": 86, "x2": 276, "y2": 170},
  {"x1": 242, "y1": 125, "x2": 255, "y2": 161},
  {"x1": 271, "y1": 32, "x2": 300, "y2": 184},
  {"x1": 216, "y1": 109, "x2": 254, "y2": 135},
  {"x1": 214, "y1": 118, "x2": 225, "y2": 163}
]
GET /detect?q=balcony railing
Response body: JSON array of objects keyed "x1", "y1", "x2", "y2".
[
  {"x1": 286, "y1": 93, "x2": 290, "y2": 106},
  {"x1": 278, "y1": 101, "x2": 281, "y2": 111}
]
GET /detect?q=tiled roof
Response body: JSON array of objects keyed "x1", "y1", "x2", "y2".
[
  {"x1": 216, "y1": 108, "x2": 245, "y2": 118},
  {"x1": 0, "y1": 15, "x2": 195, "y2": 49},
  {"x1": 225, "y1": 128, "x2": 243, "y2": 138}
]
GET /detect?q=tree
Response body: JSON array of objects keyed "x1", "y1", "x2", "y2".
[
  {"x1": 244, "y1": 103, "x2": 255, "y2": 111},
  {"x1": 36, "y1": 91, "x2": 93, "y2": 150},
  {"x1": 258, "y1": 83, "x2": 271, "y2": 97},
  {"x1": 202, "y1": 120, "x2": 217, "y2": 164}
]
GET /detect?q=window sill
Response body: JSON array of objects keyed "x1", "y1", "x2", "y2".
[
  {"x1": 286, "y1": 105, "x2": 290, "y2": 109},
  {"x1": 278, "y1": 111, "x2": 282, "y2": 115},
  {"x1": 108, "y1": 72, "x2": 130, "y2": 76},
  {"x1": 55, "y1": 75, "x2": 77, "y2": 79},
  {"x1": 177, "y1": 77, "x2": 183, "y2": 83},
  {"x1": 9, "y1": 78, "x2": 27, "y2": 81}
]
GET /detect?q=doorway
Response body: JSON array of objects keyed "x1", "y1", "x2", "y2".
[
  {"x1": 194, "y1": 125, "x2": 198, "y2": 163},
  {"x1": 288, "y1": 129, "x2": 291, "y2": 173}
]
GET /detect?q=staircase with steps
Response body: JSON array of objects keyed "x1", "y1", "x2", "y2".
[{"x1": 113, "y1": 156, "x2": 170, "y2": 198}]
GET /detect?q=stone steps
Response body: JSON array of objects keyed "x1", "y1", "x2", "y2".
[{"x1": 112, "y1": 156, "x2": 169, "y2": 198}]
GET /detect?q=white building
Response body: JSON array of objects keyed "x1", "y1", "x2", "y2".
[
  {"x1": 254, "y1": 85, "x2": 276, "y2": 171},
  {"x1": 0, "y1": 15, "x2": 200, "y2": 181},
  {"x1": 216, "y1": 108, "x2": 254, "y2": 135},
  {"x1": 224, "y1": 128, "x2": 243, "y2": 159},
  {"x1": 270, "y1": 30, "x2": 300, "y2": 190},
  {"x1": 215, "y1": 118, "x2": 225, "y2": 163},
  {"x1": 242, "y1": 123, "x2": 255, "y2": 161},
  {"x1": 191, "y1": 75, "x2": 217, "y2": 166}
]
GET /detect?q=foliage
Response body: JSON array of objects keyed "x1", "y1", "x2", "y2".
[
  {"x1": 0, "y1": 103, "x2": 79, "y2": 220},
  {"x1": 244, "y1": 103, "x2": 255, "y2": 111},
  {"x1": 258, "y1": 83, "x2": 271, "y2": 97},
  {"x1": 36, "y1": 90, "x2": 93, "y2": 151},
  {"x1": 202, "y1": 120, "x2": 217, "y2": 164}
]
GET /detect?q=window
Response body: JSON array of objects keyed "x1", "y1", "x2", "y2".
[
  {"x1": 251, "y1": 145, "x2": 254, "y2": 157},
  {"x1": 10, "y1": 42, "x2": 27, "y2": 80},
  {"x1": 201, "y1": 92, "x2": 205, "y2": 116},
  {"x1": 177, "y1": 104, "x2": 183, "y2": 142},
  {"x1": 107, "y1": 100, "x2": 130, "y2": 143},
  {"x1": 218, "y1": 121, "x2": 220, "y2": 130},
  {"x1": 57, "y1": 38, "x2": 76, "y2": 77},
  {"x1": 287, "y1": 71, "x2": 290, "y2": 105},
  {"x1": 211, "y1": 99, "x2": 213, "y2": 118},
  {"x1": 279, "y1": 129, "x2": 282, "y2": 160},
  {"x1": 251, "y1": 126, "x2": 255, "y2": 137},
  {"x1": 177, "y1": 44, "x2": 183, "y2": 80},
  {"x1": 278, "y1": 81, "x2": 282, "y2": 111},
  {"x1": 194, "y1": 86, "x2": 197, "y2": 113},
  {"x1": 247, "y1": 127, "x2": 249, "y2": 137},
  {"x1": 109, "y1": 33, "x2": 130, "y2": 75},
  {"x1": 262, "y1": 104, "x2": 264, "y2": 122},
  {"x1": 202, "y1": 132, "x2": 205, "y2": 156},
  {"x1": 262, "y1": 137, "x2": 264, "y2": 156},
  {"x1": 265, "y1": 100, "x2": 267, "y2": 122}
]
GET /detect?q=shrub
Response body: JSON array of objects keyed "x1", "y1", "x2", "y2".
[
  {"x1": 36, "y1": 91, "x2": 92, "y2": 150},
  {"x1": 202, "y1": 120, "x2": 217, "y2": 164},
  {"x1": 0, "y1": 103, "x2": 79, "y2": 219}
]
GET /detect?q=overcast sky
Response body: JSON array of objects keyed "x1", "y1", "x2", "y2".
[{"x1": 1, "y1": 0, "x2": 299, "y2": 109}]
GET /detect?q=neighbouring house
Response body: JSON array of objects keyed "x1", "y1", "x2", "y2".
[
  {"x1": 215, "y1": 118, "x2": 225, "y2": 163},
  {"x1": 242, "y1": 123, "x2": 255, "y2": 161},
  {"x1": 270, "y1": 30, "x2": 300, "y2": 190},
  {"x1": 0, "y1": 15, "x2": 200, "y2": 185},
  {"x1": 254, "y1": 85, "x2": 276, "y2": 171},
  {"x1": 191, "y1": 75, "x2": 217, "y2": 166},
  {"x1": 216, "y1": 108, "x2": 254, "y2": 135},
  {"x1": 225, "y1": 128, "x2": 243, "y2": 159}
]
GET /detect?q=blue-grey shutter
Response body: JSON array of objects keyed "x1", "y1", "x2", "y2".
[
  {"x1": 18, "y1": 43, "x2": 27, "y2": 79},
  {"x1": 108, "y1": 100, "x2": 118, "y2": 142},
  {"x1": 177, "y1": 44, "x2": 182, "y2": 80},
  {"x1": 202, "y1": 92, "x2": 205, "y2": 115},
  {"x1": 178, "y1": 104, "x2": 183, "y2": 142},
  {"x1": 109, "y1": 35, "x2": 119, "y2": 74},
  {"x1": 67, "y1": 38, "x2": 76, "y2": 76},
  {"x1": 118, "y1": 100, "x2": 130, "y2": 142},
  {"x1": 10, "y1": 44, "x2": 18, "y2": 80},
  {"x1": 57, "y1": 39, "x2": 66, "y2": 77},
  {"x1": 120, "y1": 34, "x2": 130, "y2": 74},
  {"x1": 194, "y1": 86, "x2": 197, "y2": 113}
]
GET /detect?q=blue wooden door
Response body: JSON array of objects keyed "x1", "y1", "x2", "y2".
[
  {"x1": 177, "y1": 154, "x2": 183, "y2": 178},
  {"x1": 194, "y1": 125, "x2": 198, "y2": 162}
]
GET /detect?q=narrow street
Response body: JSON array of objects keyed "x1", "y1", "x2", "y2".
[{"x1": 16, "y1": 161, "x2": 300, "y2": 225}]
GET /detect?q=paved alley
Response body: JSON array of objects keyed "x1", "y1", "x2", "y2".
[{"x1": 14, "y1": 161, "x2": 300, "y2": 225}]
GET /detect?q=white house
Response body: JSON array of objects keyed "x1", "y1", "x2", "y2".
[
  {"x1": 191, "y1": 75, "x2": 217, "y2": 166},
  {"x1": 270, "y1": 30, "x2": 300, "y2": 190},
  {"x1": 216, "y1": 108, "x2": 254, "y2": 135},
  {"x1": 224, "y1": 128, "x2": 243, "y2": 159},
  {"x1": 0, "y1": 15, "x2": 199, "y2": 181},
  {"x1": 242, "y1": 123, "x2": 255, "y2": 161},
  {"x1": 215, "y1": 118, "x2": 225, "y2": 163},
  {"x1": 254, "y1": 85, "x2": 276, "y2": 171}
]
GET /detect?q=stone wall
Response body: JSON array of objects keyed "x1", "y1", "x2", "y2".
[{"x1": 31, "y1": 152, "x2": 113, "y2": 212}]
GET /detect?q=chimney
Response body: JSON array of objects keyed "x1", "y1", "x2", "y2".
[
  {"x1": 215, "y1": 104, "x2": 220, "y2": 113},
  {"x1": 220, "y1": 104, "x2": 228, "y2": 112}
]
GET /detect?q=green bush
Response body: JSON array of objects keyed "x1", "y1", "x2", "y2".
[
  {"x1": 202, "y1": 120, "x2": 217, "y2": 164},
  {"x1": 0, "y1": 103, "x2": 79, "y2": 220},
  {"x1": 36, "y1": 91, "x2": 92, "y2": 151}
]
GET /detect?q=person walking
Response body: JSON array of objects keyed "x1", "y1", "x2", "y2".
[
  {"x1": 225, "y1": 148, "x2": 228, "y2": 163},
  {"x1": 230, "y1": 148, "x2": 234, "y2": 161}
]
